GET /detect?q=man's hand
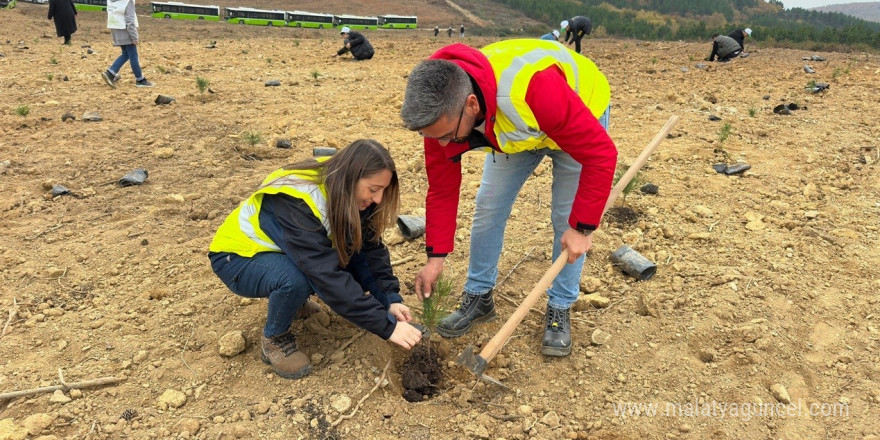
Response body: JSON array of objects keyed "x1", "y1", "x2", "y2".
[
  {"x1": 414, "y1": 257, "x2": 444, "y2": 300},
  {"x1": 560, "y1": 228, "x2": 594, "y2": 263},
  {"x1": 388, "y1": 321, "x2": 422, "y2": 349},
  {"x1": 389, "y1": 303, "x2": 413, "y2": 323}
]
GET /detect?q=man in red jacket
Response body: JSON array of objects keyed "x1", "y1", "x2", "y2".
[{"x1": 400, "y1": 40, "x2": 617, "y2": 356}]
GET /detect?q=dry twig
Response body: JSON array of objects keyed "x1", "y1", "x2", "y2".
[
  {"x1": 328, "y1": 359, "x2": 390, "y2": 429},
  {"x1": 391, "y1": 255, "x2": 415, "y2": 266},
  {"x1": 0, "y1": 372, "x2": 121, "y2": 400},
  {"x1": 495, "y1": 246, "x2": 536, "y2": 289},
  {"x1": 1, "y1": 298, "x2": 18, "y2": 340},
  {"x1": 24, "y1": 223, "x2": 63, "y2": 241}
]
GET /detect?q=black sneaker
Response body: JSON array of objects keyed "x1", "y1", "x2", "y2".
[
  {"x1": 541, "y1": 306, "x2": 571, "y2": 357},
  {"x1": 135, "y1": 78, "x2": 154, "y2": 88},
  {"x1": 436, "y1": 290, "x2": 496, "y2": 338},
  {"x1": 101, "y1": 70, "x2": 117, "y2": 89}
]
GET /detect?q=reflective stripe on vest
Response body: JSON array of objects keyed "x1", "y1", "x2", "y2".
[
  {"x1": 209, "y1": 167, "x2": 330, "y2": 257},
  {"x1": 480, "y1": 39, "x2": 611, "y2": 153}
]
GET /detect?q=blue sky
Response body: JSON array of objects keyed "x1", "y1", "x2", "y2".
[{"x1": 782, "y1": 0, "x2": 879, "y2": 8}]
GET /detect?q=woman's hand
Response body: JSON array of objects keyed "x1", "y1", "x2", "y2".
[
  {"x1": 388, "y1": 321, "x2": 422, "y2": 349},
  {"x1": 389, "y1": 303, "x2": 413, "y2": 323}
]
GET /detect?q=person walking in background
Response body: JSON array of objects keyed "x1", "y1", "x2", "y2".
[
  {"x1": 434, "y1": 25, "x2": 439, "y2": 37},
  {"x1": 447, "y1": 26, "x2": 452, "y2": 37},
  {"x1": 400, "y1": 39, "x2": 617, "y2": 357},
  {"x1": 101, "y1": 0, "x2": 153, "y2": 88},
  {"x1": 208, "y1": 140, "x2": 423, "y2": 379},
  {"x1": 561, "y1": 16, "x2": 592, "y2": 54},
  {"x1": 335, "y1": 26, "x2": 374, "y2": 61},
  {"x1": 47, "y1": 0, "x2": 77, "y2": 45},
  {"x1": 460, "y1": 24, "x2": 464, "y2": 38},
  {"x1": 706, "y1": 33, "x2": 742, "y2": 63},
  {"x1": 540, "y1": 29, "x2": 560, "y2": 41}
]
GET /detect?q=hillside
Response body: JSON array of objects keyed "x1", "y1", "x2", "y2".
[{"x1": 814, "y1": 1, "x2": 880, "y2": 23}]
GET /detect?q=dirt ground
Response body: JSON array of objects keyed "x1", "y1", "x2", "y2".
[{"x1": 2, "y1": 4, "x2": 880, "y2": 440}]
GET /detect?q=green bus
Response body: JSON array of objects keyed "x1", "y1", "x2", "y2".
[
  {"x1": 151, "y1": 1, "x2": 220, "y2": 21},
  {"x1": 285, "y1": 10, "x2": 333, "y2": 29},
  {"x1": 225, "y1": 6, "x2": 286, "y2": 26},
  {"x1": 378, "y1": 15, "x2": 417, "y2": 29},
  {"x1": 73, "y1": 0, "x2": 106, "y2": 12},
  {"x1": 332, "y1": 14, "x2": 378, "y2": 31}
]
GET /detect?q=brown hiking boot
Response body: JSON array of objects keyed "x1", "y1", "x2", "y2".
[
  {"x1": 295, "y1": 299, "x2": 321, "y2": 320},
  {"x1": 260, "y1": 332, "x2": 312, "y2": 379}
]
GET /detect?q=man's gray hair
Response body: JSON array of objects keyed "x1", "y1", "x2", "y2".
[{"x1": 400, "y1": 59, "x2": 473, "y2": 131}]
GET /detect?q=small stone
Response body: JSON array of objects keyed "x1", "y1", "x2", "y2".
[
  {"x1": 133, "y1": 350, "x2": 148, "y2": 363},
  {"x1": 158, "y1": 389, "x2": 187, "y2": 410},
  {"x1": 584, "y1": 294, "x2": 610, "y2": 309},
  {"x1": 678, "y1": 423, "x2": 692, "y2": 433},
  {"x1": 69, "y1": 389, "x2": 82, "y2": 399},
  {"x1": 61, "y1": 112, "x2": 75, "y2": 122},
  {"x1": 22, "y1": 413, "x2": 54, "y2": 435},
  {"x1": 330, "y1": 395, "x2": 351, "y2": 413},
  {"x1": 580, "y1": 276, "x2": 603, "y2": 293},
  {"x1": 770, "y1": 383, "x2": 791, "y2": 404},
  {"x1": 540, "y1": 411, "x2": 560, "y2": 427},
  {"x1": 82, "y1": 111, "x2": 102, "y2": 122},
  {"x1": 49, "y1": 390, "x2": 71, "y2": 404},
  {"x1": 640, "y1": 183, "x2": 659, "y2": 194},
  {"x1": 698, "y1": 349, "x2": 716, "y2": 363},
  {"x1": 153, "y1": 147, "x2": 174, "y2": 159},
  {"x1": 87, "y1": 48, "x2": 94, "y2": 54},
  {"x1": 0, "y1": 418, "x2": 28, "y2": 440},
  {"x1": 174, "y1": 418, "x2": 201, "y2": 434},
  {"x1": 590, "y1": 329, "x2": 611, "y2": 346},
  {"x1": 265, "y1": 80, "x2": 281, "y2": 87},
  {"x1": 517, "y1": 405, "x2": 533, "y2": 416},
  {"x1": 218, "y1": 331, "x2": 246, "y2": 357}
]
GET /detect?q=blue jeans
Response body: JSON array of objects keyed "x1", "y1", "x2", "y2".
[
  {"x1": 109, "y1": 44, "x2": 143, "y2": 81},
  {"x1": 464, "y1": 106, "x2": 610, "y2": 310},
  {"x1": 209, "y1": 251, "x2": 393, "y2": 337}
]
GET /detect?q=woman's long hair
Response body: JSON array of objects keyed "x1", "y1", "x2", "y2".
[{"x1": 277, "y1": 139, "x2": 399, "y2": 266}]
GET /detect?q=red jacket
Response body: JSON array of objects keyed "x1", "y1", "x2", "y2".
[{"x1": 423, "y1": 43, "x2": 617, "y2": 256}]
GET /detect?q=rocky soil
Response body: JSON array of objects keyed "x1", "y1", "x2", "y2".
[{"x1": 2, "y1": 3, "x2": 880, "y2": 440}]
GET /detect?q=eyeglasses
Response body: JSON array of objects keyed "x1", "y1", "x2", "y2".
[{"x1": 418, "y1": 105, "x2": 468, "y2": 144}]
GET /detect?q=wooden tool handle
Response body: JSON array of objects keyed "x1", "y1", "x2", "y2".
[
  {"x1": 476, "y1": 115, "x2": 680, "y2": 364},
  {"x1": 478, "y1": 249, "x2": 569, "y2": 362}
]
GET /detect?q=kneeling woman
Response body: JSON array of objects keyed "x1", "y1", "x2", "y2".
[{"x1": 208, "y1": 140, "x2": 422, "y2": 379}]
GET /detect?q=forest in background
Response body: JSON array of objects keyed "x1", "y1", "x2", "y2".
[{"x1": 495, "y1": 0, "x2": 880, "y2": 50}]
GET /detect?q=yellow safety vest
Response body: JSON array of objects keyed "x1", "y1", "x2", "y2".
[
  {"x1": 209, "y1": 167, "x2": 330, "y2": 257},
  {"x1": 480, "y1": 39, "x2": 611, "y2": 153}
]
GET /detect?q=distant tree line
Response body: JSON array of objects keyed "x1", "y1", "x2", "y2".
[{"x1": 493, "y1": 0, "x2": 880, "y2": 49}]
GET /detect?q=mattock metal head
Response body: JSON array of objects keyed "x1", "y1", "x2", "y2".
[{"x1": 455, "y1": 345, "x2": 509, "y2": 390}]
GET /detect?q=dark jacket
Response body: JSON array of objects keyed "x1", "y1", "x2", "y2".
[
  {"x1": 259, "y1": 194, "x2": 401, "y2": 340},
  {"x1": 337, "y1": 31, "x2": 374, "y2": 60},
  {"x1": 727, "y1": 29, "x2": 746, "y2": 51},
  {"x1": 48, "y1": 0, "x2": 77, "y2": 37},
  {"x1": 564, "y1": 16, "x2": 592, "y2": 44},
  {"x1": 708, "y1": 35, "x2": 741, "y2": 61}
]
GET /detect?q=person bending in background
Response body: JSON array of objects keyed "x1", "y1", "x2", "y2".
[
  {"x1": 561, "y1": 16, "x2": 592, "y2": 54},
  {"x1": 727, "y1": 27, "x2": 752, "y2": 54},
  {"x1": 400, "y1": 40, "x2": 617, "y2": 357},
  {"x1": 208, "y1": 140, "x2": 423, "y2": 379},
  {"x1": 540, "y1": 29, "x2": 560, "y2": 41},
  {"x1": 336, "y1": 26, "x2": 374, "y2": 61},
  {"x1": 706, "y1": 33, "x2": 742, "y2": 62},
  {"x1": 48, "y1": 0, "x2": 77, "y2": 45}
]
